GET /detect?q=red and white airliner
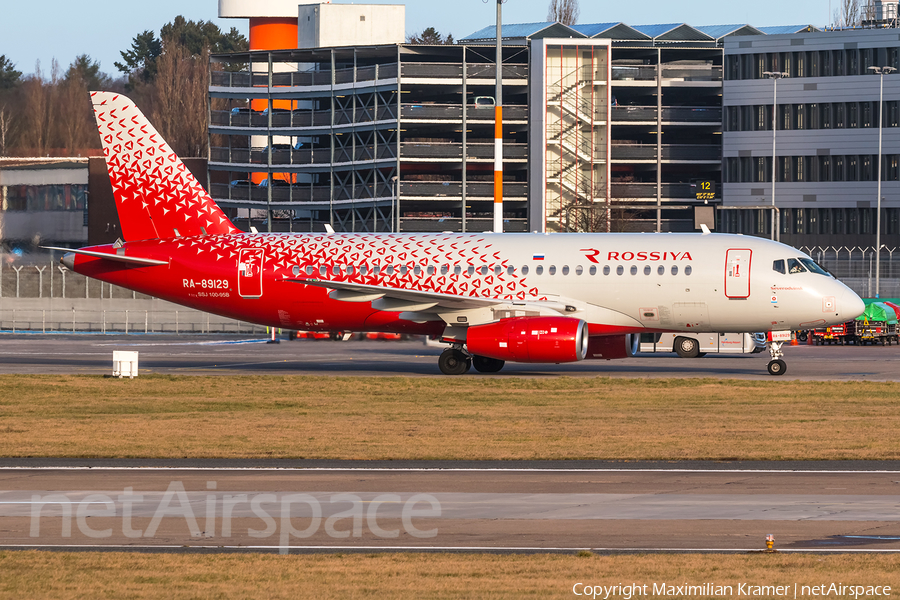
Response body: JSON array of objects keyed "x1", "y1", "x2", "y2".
[{"x1": 51, "y1": 92, "x2": 865, "y2": 376}]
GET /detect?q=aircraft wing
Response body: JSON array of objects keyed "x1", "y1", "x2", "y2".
[
  {"x1": 287, "y1": 279, "x2": 640, "y2": 330},
  {"x1": 287, "y1": 278, "x2": 500, "y2": 311}
]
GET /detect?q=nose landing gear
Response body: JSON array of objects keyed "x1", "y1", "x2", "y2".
[{"x1": 766, "y1": 340, "x2": 787, "y2": 376}]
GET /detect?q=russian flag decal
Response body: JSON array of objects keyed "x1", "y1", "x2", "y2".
[{"x1": 532, "y1": 254, "x2": 544, "y2": 260}]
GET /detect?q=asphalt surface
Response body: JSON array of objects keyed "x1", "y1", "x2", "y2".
[
  {"x1": 0, "y1": 333, "x2": 899, "y2": 380},
  {"x1": 2, "y1": 465, "x2": 899, "y2": 553}
]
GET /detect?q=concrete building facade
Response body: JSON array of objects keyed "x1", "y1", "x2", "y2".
[{"x1": 723, "y1": 28, "x2": 900, "y2": 249}]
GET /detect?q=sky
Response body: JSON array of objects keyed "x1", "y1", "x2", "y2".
[{"x1": 2, "y1": 0, "x2": 839, "y2": 79}]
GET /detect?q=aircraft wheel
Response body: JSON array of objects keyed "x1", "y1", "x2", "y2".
[
  {"x1": 472, "y1": 355, "x2": 505, "y2": 373},
  {"x1": 439, "y1": 349, "x2": 470, "y2": 375},
  {"x1": 674, "y1": 336, "x2": 700, "y2": 358},
  {"x1": 767, "y1": 359, "x2": 787, "y2": 376}
]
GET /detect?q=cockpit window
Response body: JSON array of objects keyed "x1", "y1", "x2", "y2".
[
  {"x1": 787, "y1": 258, "x2": 807, "y2": 274},
  {"x1": 773, "y1": 259, "x2": 785, "y2": 274},
  {"x1": 799, "y1": 257, "x2": 832, "y2": 277}
]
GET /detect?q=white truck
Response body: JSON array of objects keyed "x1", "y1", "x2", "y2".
[{"x1": 639, "y1": 332, "x2": 766, "y2": 358}]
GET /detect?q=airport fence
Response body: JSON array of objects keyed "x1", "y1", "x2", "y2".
[{"x1": 0, "y1": 256, "x2": 266, "y2": 334}]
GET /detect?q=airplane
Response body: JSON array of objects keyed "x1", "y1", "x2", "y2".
[{"x1": 49, "y1": 92, "x2": 866, "y2": 376}]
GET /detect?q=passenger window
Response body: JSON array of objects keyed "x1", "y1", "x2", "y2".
[
  {"x1": 522, "y1": 265, "x2": 529, "y2": 275},
  {"x1": 616, "y1": 265, "x2": 624, "y2": 275},
  {"x1": 360, "y1": 265, "x2": 368, "y2": 275},
  {"x1": 562, "y1": 265, "x2": 570, "y2": 275},
  {"x1": 426, "y1": 265, "x2": 434, "y2": 275},
  {"x1": 671, "y1": 265, "x2": 678, "y2": 275},
  {"x1": 332, "y1": 265, "x2": 341, "y2": 275},
  {"x1": 643, "y1": 265, "x2": 651, "y2": 275},
  {"x1": 454, "y1": 265, "x2": 462, "y2": 275},
  {"x1": 319, "y1": 265, "x2": 327, "y2": 276},
  {"x1": 630, "y1": 265, "x2": 638, "y2": 275},
  {"x1": 787, "y1": 258, "x2": 807, "y2": 274},
  {"x1": 372, "y1": 265, "x2": 380, "y2": 275},
  {"x1": 507, "y1": 265, "x2": 515, "y2": 275},
  {"x1": 602, "y1": 265, "x2": 609, "y2": 275},
  {"x1": 413, "y1": 266, "x2": 421, "y2": 276},
  {"x1": 441, "y1": 264, "x2": 449, "y2": 275},
  {"x1": 385, "y1": 265, "x2": 394, "y2": 275},
  {"x1": 773, "y1": 259, "x2": 785, "y2": 274},
  {"x1": 306, "y1": 266, "x2": 315, "y2": 275},
  {"x1": 292, "y1": 266, "x2": 300, "y2": 276},
  {"x1": 549, "y1": 265, "x2": 557, "y2": 275},
  {"x1": 494, "y1": 265, "x2": 502, "y2": 275},
  {"x1": 399, "y1": 265, "x2": 408, "y2": 275},
  {"x1": 685, "y1": 265, "x2": 692, "y2": 276},
  {"x1": 467, "y1": 266, "x2": 475, "y2": 276},
  {"x1": 536, "y1": 265, "x2": 544, "y2": 275},
  {"x1": 347, "y1": 265, "x2": 355, "y2": 275},
  {"x1": 575, "y1": 265, "x2": 583, "y2": 275},
  {"x1": 480, "y1": 266, "x2": 488, "y2": 275},
  {"x1": 657, "y1": 265, "x2": 664, "y2": 275}
]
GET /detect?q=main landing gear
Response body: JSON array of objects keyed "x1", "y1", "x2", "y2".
[
  {"x1": 766, "y1": 340, "x2": 787, "y2": 376},
  {"x1": 438, "y1": 347, "x2": 505, "y2": 375}
]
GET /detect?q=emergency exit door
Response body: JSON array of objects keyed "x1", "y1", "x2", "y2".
[
  {"x1": 725, "y1": 248, "x2": 751, "y2": 298},
  {"x1": 238, "y1": 248, "x2": 264, "y2": 298}
]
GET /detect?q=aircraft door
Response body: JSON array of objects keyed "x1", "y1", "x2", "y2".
[
  {"x1": 725, "y1": 248, "x2": 752, "y2": 298},
  {"x1": 238, "y1": 248, "x2": 264, "y2": 298}
]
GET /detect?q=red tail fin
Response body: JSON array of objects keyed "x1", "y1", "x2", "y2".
[{"x1": 90, "y1": 91, "x2": 238, "y2": 241}]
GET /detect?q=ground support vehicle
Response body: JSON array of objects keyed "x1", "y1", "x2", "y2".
[
  {"x1": 639, "y1": 332, "x2": 765, "y2": 358},
  {"x1": 811, "y1": 324, "x2": 851, "y2": 345}
]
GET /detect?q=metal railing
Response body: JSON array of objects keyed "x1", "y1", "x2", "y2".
[{"x1": 611, "y1": 144, "x2": 721, "y2": 161}]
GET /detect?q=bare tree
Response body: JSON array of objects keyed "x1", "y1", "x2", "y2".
[
  {"x1": 0, "y1": 104, "x2": 13, "y2": 156},
  {"x1": 547, "y1": 0, "x2": 580, "y2": 26},
  {"x1": 152, "y1": 42, "x2": 210, "y2": 157},
  {"x1": 834, "y1": 0, "x2": 862, "y2": 27},
  {"x1": 20, "y1": 60, "x2": 61, "y2": 155}
]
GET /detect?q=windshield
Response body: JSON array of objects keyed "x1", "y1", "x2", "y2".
[{"x1": 799, "y1": 257, "x2": 833, "y2": 277}]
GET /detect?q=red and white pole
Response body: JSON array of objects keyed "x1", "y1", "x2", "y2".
[{"x1": 493, "y1": 0, "x2": 504, "y2": 233}]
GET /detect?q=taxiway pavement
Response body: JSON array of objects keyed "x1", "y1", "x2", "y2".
[
  {"x1": 1, "y1": 464, "x2": 899, "y2": 553},
  {"x1": 0, "y1": 334, "x2": 898, "y2": 380}
]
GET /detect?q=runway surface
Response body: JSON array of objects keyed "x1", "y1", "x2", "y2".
[
  {"x1": 1, "y1": 333, "x2": 899, "y2": 380},
  {"x1": 2, "y1": 463, "x2": 900, "y2": 553}
]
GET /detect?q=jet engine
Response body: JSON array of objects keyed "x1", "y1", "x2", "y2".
[
  {"x1": 465, "y1": 317, "x2": 589, "y2": 363},
  {"x1": 585, "y1": 334, "x2": 638, "y2": 360}
]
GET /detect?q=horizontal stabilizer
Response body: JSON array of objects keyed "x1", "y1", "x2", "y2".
[{"x1": 43, "y1": 246, "x2": 168, "y2": 269}]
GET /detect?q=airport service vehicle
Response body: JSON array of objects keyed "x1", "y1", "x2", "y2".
[
  {"x1": 51, "y1": 92, "x2": 865, "y2": 376},
  {"x1": 639, "y1": 332, "x2": 766, "y2": 357}
]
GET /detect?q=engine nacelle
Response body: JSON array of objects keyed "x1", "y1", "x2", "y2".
[
  {"x1": 465, "y1": 317, "x2": 589, "y2": 363},
  {"x1": 585, "y1": 334, "x2": 637, "y2": 360}
]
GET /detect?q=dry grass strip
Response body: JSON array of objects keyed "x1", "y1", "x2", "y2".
[
  {"x1": 1, "y1": 551, "x2": 898, "y2": 599},
  {"x1": 1, "y1": 375, "x2": 899, "y2": 460}
]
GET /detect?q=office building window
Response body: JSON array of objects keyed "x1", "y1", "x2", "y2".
[
  {"x1": 835, "y1": 102, "x2": 845, "y2": 128},
  {"x1": 861, "y1": 155, "x2": 873, "y2": 181},
  {"x1": 820, "y1": 208, "x2": 832, "y2": 234},
  {"x1": 849, "y1": 49, "x2": 859, "y2": 75},
  {"x1": 756, "y1": 105, "x2": 767, "y2": 130},
  {"x1": 848, "y1": 102, "x2": 859, "y2": 128},
  {"x1": 756, "y1": 157, "x2": 769, "y2": 183},
  {"x1": 818, "y1": 155, "x2": 831, "y2": 181},
  {"x1": 862, "y1": 101, "x2": 873, "y2": 128}
]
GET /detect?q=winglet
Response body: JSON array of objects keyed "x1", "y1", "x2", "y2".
[{"x1": 700, "y1": 224, "x2": 711, "y2": 235}]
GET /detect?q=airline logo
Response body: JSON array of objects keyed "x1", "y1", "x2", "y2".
[{"x1": 580, "y1": 249, "x2": 693, "y2": 264}]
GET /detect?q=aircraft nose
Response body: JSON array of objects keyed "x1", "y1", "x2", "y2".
[{"x1": 841, "y1": 288, "x2": 865, "y2": 320}]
